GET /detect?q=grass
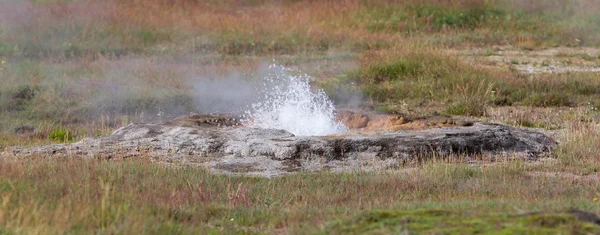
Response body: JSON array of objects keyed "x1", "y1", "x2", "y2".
[
  {"x1": 1, "y1": 0, "x2": 599, "y2": 126},
  {"x1": 2, "y1": 0, "x2": 600, "y2": 59},
  {"x1": 1, "y1": 157, "x2": 600, "y2": 234},
  {"x1": 324, "y1": 209, "x2": 600, "y2": 234},
  {"x1": 344, "y1": 47, "x2": 496, "y2": 116},
  {"x1": 553, "y1": 122, "x2": 600, "y2": 174},
  {"x1": 48, "y1": 127, "x2": 73, "y2": 142},
  {"x1": 325, "y1": 46, "x2": 600, "y2": 117},
  {"x1": 1, "y1": 0, "x2": 600, "y2": 233}
]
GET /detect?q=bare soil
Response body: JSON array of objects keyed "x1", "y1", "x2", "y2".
[{"x1": 448, "y1": 46, "x2": 600, "y2": 74}]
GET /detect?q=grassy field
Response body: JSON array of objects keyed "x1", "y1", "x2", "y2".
[
  {"x1": 1, "y1": 0, "x2": 600, "y2": 234},
  {"x1": 1, "y1": 150, "x2": 600, "y2": 234}
]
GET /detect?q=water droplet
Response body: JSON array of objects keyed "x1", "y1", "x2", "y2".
[{"x1": 244, "y1": 64, "x2": 347, "y2": 136}]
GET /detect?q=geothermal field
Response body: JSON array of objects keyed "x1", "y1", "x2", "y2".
[{"x1": 1, "y1": 0, "x2": 600, "y2": 234}]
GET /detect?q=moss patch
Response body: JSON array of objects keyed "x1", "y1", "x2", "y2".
[{"x1": 323, "y1": 209, "x2": 600, "y2": 234}]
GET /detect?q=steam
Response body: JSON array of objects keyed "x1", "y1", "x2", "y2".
[
  {"x1": 243, "y1": 64, "x2": 347, "y2": 136},
  {"x1": 190, "y1": 71, "x2": 260, "y2": 115}
]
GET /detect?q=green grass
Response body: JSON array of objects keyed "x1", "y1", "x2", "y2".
[
  {"x1": 348, "y1": 52, "x2": 493, "y2": 107},
  {"x1": 352, "y1": 0, "x2": 600, "y2": 47},
  {"x1": 1, "y1": 0, "x2": 600, "y2": 233},
  {"x1": 48, "y1": 128, "x2": 73, "y2": 142},
  {"x1": 324, "y1": 209, "x2": 600, "y2": 234},
  {"x1": 216, "y1": 30, "x2": 335, "y2": 56},
  {"x1": 326, "y1": 49, "x2": 600, "y2": 116},
  {"x1": 0, "y1": 158, "x2": 599, "y2": 234},
  {"x1": 497, "y1": 72, "x2": 600, "y2": 107},
  {"x1": 358, "y1": 2, "x2": 507, "y2": 33},
  {"x1": 0, "y1": 58, "x2": 198, "y2": 135}
]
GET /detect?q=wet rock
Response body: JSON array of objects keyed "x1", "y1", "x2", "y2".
[
  {"x1": 3, "y1": 115, "x2": 557, "y2": 177},
  {"x1": 568, "y1": 209, "x2": 600, "y2": 225}
]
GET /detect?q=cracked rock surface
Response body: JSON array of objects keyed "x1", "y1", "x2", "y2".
[{"x1": 3, "y1": 115, "x2": 557, "y2": 177}]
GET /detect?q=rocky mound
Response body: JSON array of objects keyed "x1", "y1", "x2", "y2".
[{"x1": 4, "y1": 114, "x2": 557, "y2": 177}]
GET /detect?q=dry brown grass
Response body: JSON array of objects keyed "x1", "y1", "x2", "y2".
[
  {"x1": 0, "y1": 150, "x2": 599, "y2": 234},
  {"x1": 5, "y1": 0, "x2": 598, "y2": 59}
]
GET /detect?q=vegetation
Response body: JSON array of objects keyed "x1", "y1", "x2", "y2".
[
  {"x1": 1, "y1": 0, "x2": 599, "y2": 128},
  {"x1": 3, "y1": 0, "x2": 600, "y2": 59},
  {"x1": 325, "y1": 209, "x2": 600, "y2": 234},
  {"x1": 1, "y1": 150, "x2": 600, "y2": 234},
  {"x1": 1, "y1": 0, "x2": 600, "y2": 233},
  {"x1": 338, "y1": 48, "x2": 600, "y2": 116},
  {"x1": 48, "y1": 128, "x2": 73, "y2": 142}
]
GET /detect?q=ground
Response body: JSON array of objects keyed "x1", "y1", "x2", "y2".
[{"x1": 1, "y1": 0, "x2": 600, "y2": 234}]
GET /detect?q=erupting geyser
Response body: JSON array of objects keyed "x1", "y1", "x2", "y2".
[
  {"x1": 243, "y1": 64, "x2": 348, "y2": 136},
  {"x1": 5, "y1": 66, "x2": 558, "y2": 177}
]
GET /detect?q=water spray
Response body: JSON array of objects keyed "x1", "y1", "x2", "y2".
[{"x1": 243, "y1": 64, "x2": 348, "y2": 136}]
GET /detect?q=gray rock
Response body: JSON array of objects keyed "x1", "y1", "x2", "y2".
[{"x1": 3, "y1": 115, "x2": 557, "y2": 177}]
